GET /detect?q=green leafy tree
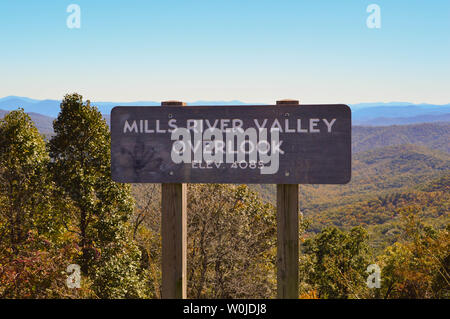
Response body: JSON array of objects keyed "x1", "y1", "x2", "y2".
[
  {"x1": 0, "y1": 109, "x2": 74, "y2": 298},
  {"x1": 300, "y1": 226, "x2": 373, "y2": 298},
  {"x1": 49, "y1": 93, "x2": 145, "y2": 298},
  {"x1": 0, "y1": 109, "x2": 56, "y2": 250}
]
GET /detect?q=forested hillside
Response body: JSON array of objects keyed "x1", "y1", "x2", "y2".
[
  {"x1": 353, "y1": 123, "x2": 450, "y2": 153},
  {"x1": 313, "y1": 174, "x2": 449, "y2": 239},
  {"x1": 250, "y1": 132, "x2": 450, "y2": 252},
  {"x1": 253, "y1": 144, "x2": 449, "y2": 205}
]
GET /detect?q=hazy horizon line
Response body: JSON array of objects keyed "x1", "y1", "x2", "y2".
[{"x1": 1, "y1": 95, "x2": 449, "y2": 107}]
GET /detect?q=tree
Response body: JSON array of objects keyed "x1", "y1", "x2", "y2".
[
  {"x1": 131, "y1": 183, "x2": 278, "y2": 298},
  {"x1": 187, "y1": 184, "x2": 277, "y2": 298},
  {"x1": 300, "y1": 226, "x2": 373, "y2": 298},
  {"x1": 0, "y1": 230, "x2": 88, "y2": 298},
  {"x1": 130, "y1": 184, "x2": 162, "y2": 298},
  {"x1": 0, "y1": 109, "x2": 76, "y2": 298},
  {"x1": 378, "y1": 207, "x2": 449, "y2": 298},
  {"x1": 0, "y1": 109, "x2": 54, "y2": 250},
  {"x1": 49, "y1": 93, "x2": 145, "y2": 298}
]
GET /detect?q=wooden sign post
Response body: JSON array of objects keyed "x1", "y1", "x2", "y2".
[
  {"x1": 161, "y1": 101, "x2": 187, "y2": 299},
  {"x1": 110, "y1": 100, "x2": 351, "y2": 299},
  {"x1": 276, "y1": 99, "x2": 299, "y2": 299}
]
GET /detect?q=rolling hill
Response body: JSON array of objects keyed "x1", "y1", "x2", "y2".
[
  {"x1": 353, "y1": 123, "x2": 450, "y2": 153},
  {"x1": 252, "y1": 144, "x2": 450, "y2": 206}
]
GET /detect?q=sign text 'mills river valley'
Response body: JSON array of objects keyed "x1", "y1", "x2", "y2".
[{"x1": 111, "y1": 105, "x2": 351, "y2": 184}]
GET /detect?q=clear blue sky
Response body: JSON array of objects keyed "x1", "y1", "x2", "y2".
[{"x1": 1, "y1": 0, "x2": 449, "y2": 104}]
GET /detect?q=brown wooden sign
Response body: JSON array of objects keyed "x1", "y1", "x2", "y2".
[{"x1": 111, "y1": 104, "x2": 351, "y2": 184}]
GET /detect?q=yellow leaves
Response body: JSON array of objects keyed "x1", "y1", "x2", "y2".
[
  {"x1": 299, "y1": 289, "x2": 318, "y2": 299},
  {"x1": 376, "y1": 218, "x2": 450, "y2": 298}
]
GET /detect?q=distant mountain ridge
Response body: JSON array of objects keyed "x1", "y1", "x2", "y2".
[
  {"x1": 351, "y1": 105, "x2": 450, "y2": 123},
  {"x1": 0, "y1": 96, "x2": 260, "y2": 117},
  {"x1": 354, "y1": 113, "x2": 450, "y2": 126},
  {"x1": 0, "y1": 96, "x2": 449, "y2": 125}
]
